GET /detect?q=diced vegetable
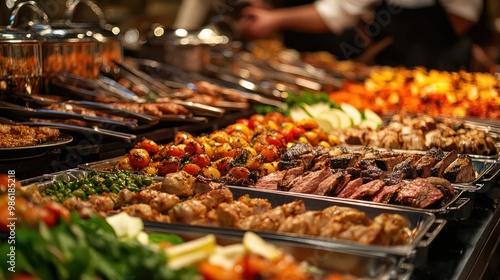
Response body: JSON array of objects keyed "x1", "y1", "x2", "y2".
[
  {"x1": 331, "y1": 109, "x2": 352, "y2": 129},
  {"x1": 364, "y1": 109, "x2": 383, "y2": 127},
  {"x1": 243, "y1": 232, "x2": 282, "y2": 260},
  {"x1": 289, "y1": 106, "x2": 311, "y2": 121}
]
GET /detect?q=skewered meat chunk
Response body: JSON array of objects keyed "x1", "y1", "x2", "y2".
[
  {"x1": 237, "y1": 200, "x2": 306, "y2": 231},
  {"x1": 443, "y1": 154, "x2": 476, "y2": 183},
  {"x1": 149, "y1": 193, "x2": 181, "y2": 214},
  {"x1": 116, "y1": 188, "x2": 135, "y2": 207},
  {"x1": 217, "y1": 197, "x2": 272, "y2": 227},
  {"x1": 169, "y1": 200, "x2": 208, "y2": 223},
  {"x1": 161, "y1": 171, "x2": 195, "y2": 196},
  {"x1": 195, "y1": 187, "x2": 234, "y2": 209},
  {"x1": 394, "y1": 178, "x2": 444, "y2": 208}
]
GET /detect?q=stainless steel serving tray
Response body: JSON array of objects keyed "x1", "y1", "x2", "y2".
[
  {"x1": 145, "y1": 224, "x2": 414, "y2": 280},
  {"x1": 20, "y1": 168, "x2": 443, "y2": 263},
  {"x1": 77, "y1": 156, "x2": 473, "y2": 220}
]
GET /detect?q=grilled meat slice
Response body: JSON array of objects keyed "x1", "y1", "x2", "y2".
[
  {"x1": 425, "y1": 177, "x2": 455, "y2": 204},
  {"x1": 382, "y1": 171, "x2": 405, "y2": 186},
  {"x1": 279, "y1": 143, "x2": 316, "y2": 170},
  {"x1": 415, "y1": 147, "x2": 442, "y2": 178},
  {"x1": 236, "y1": 200, "x2": 306, "y2": 231},
  {"x1": 330, "y1": 153, "x2": 362, "y2": 169},
  {"x1": 348, "y1": 180, "x2": 386, "y2": 201},
  {"x1": 254, "y1": 170, "x2": 285, "y2": 190},
  {"x1": 337, "y1": 178, "x2": 363, "y2": 198},
  {"x1": 315, "y1": 171, "x2": 350, "y2": 196},
  {"x1": 431, "y1": 150, "x2": 458, "y2": 177},
  {"x1": 372, "y1": 182, "x2": 403, "y2": 204},
  {"x1": 443, "y1": 155, "x2": 476, "y2": 183},
  {"x1": 288, "y1": 168, "x2": 333, "y2": 194},
  {"x1": 394, "y1": 178, "x2": 444, "y2": 208},
  {"x1": 342, "y1": 167, "x2": 362, "y2": 179},
  {"x1": 393, "y1": 154, "x2": 420, "y2": 179},
  {"x1": 374, "y1": 155, "x2": 405, "y2": 171},
  {"x1": 360, "y1": 165, "x2": 384, "y2": 183},
  {"x1": 279, "y1": 166, "x2": 306, "y2": 191}
]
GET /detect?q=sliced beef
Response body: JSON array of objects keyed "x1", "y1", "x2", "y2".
[
  {"x1": 279, "y1": 143, "x2": 316, "y2": 170},
  {"x1": 361, "y1": 165, "x2": 384, "y2": 183},
  {"x1": 415, "y1": 147, "x2": 442, "y2": 178},
  {"x1": 315, "y1": 171, "x2": 350, "y2": 196},
  {"x1": 383, "y1": 171, "x2": 404, "y2": 186},
  {"x1": 278, "y1": 166, "x2": 305, "y2": 191},
  {"x1": 425, "y1": 177, "x2": 455, "y2": 204},
  {"x1": 374, "y1": 154, "x2": 405, "y2": 171},
  {"x1": 372, "y1": 182, "x2": 403, "y2": 204},
  {"x1": 288, "y1": 168, "x2": 334, "y2": 194},
  {"x1": 443, "y1": 154, "x2": 476, "y2": 183},
  {"x1": 431, "y1": 150, "x2": 458, "y2": 177},
  {"x1": 393, "y1": 154, "x2": 420, "y2": 179},
  {"x1": 254, "y1": 170, "x2": 285, "y2": 190},
  {"x1": 394, "y1": 178, "x2": 444, "y2": 208},
  {"x1": 330, "y1": 153, "x2": 362, "y2": 169},
  {"x1": 349, "y1": 180, "x2": 386, "y2": 201},
  {"x1": 337, "y1": 178, "x2": 363, "y2": 198}
]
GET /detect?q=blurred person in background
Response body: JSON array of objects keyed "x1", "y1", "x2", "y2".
[{"x1": 238, "y1": 0, "x2": 483, "y2": 71}]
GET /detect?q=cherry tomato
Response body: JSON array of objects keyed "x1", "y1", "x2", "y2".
[
  {"x1": 128, "y1": 148, "x2": 151, "y2": 169},
  {"x1": 0, "y1": 174, "x2": 21, "y2": 193},
  {"x1": 281, "y1": 129, "x2": 295, "y2": 143},
  {"x1": 137, "y1": 138, "x2": 160, "y2": 154},
  {"x1": 184, "y1": 140, "x2": 205, "y2": 155},
  {"x1": 158, "y1": 157, "x2": 181, "y2": 176},
  {"x1": 236, "y1": 118, "x2": 253, "y2": 129},
  {"x1": 249, "y1": 114, "x2": 265, "y2": 125},
  {"x1": 266, "y1": 135, "x2": 285, "y2": 148},
  {"x1": 227, "y1": 166, "x2": 251, "y2": 180},
  {"x1": 265, "y1": 112, "x2": 286, "y2": 124},
  {"x1": 165, "y1": 145, "x2": 186, "y2": 158},
  {"x1": 174, "y1": 131, "x2": 193, "y2": 145},
  {"x1": 43, "y1": 201, "x2": 70, "y2": 223},
  {"x1": 0, "y1": 204, "x2": 10, "y2": 232},
  {"x1": 215, "y1": 157, "x2": 233, "y2": 175},
  {"x1": 260, "y1": 145, "x2": 279, "y2": 163},
  {"x1": 291, "y1": 126, "x2": 306, "y2": 138},
  {"x1": 191, "y1": 154, "x2": 211, "y2": 168},
  {"x1": 226, "y1": 123, "x2": 252, "y2": 137},
  {"x1": 38, "y1": 209, "x2": 57, "y2": 227},
  {"x1": 182, "y1": 163, "x2": 201, "y2": 176},
  {"x1": 215, "y1": 143, "x2": 236, "y2": 158}
]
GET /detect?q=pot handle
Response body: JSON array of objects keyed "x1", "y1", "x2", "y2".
[
  {"x1": 9, "y1": 0, "x2": 50, "y2": 28},
  {"x1": 64, "y1": 0, "x2": 107, "y2": 29}
]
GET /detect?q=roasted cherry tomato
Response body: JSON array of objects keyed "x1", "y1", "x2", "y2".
[
  {"x1": 227, "y1": 166, "x2": 251, "y2": 180},
  {"x1": 266, "y1": 135, "x2": 285, "y2": 148},
  {"x1": 182, "y1": 163, "x2": 201, "y2": 176},
  {"x1": 158, "y1": 157, "x2": 181, "y2": 176},
  {"x1": 191, "y1": 154, "x2": 211, "y2": 168},
  {"x1": 236, "y1": 118, "x2": 253, "y2": 129},
  {"x1": 174, "y1": 131, "x2": 193, "y2": 145},
  {"x1": 184, "y1": 140, "x2": 205, "y2": 155},
  {"x1": 128, "y1": 148, "x2": 151, "y2": 169},
  {"x1": 137, "y1": 138, "x2": 160, "y2": 154},
  {"x1": 165, "y1": 145, "x2": 186, "y2": 158},
  {"x1": 291, "y1": 126, "x2": 306, "y2": 138}
]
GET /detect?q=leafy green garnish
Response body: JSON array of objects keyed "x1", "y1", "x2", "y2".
[
  {"x1": 148, "y1": 233, "x2": 185, "y2": 245},
  {"x1": 253, "y1": 90, "x2": 338, "y2": 116}
]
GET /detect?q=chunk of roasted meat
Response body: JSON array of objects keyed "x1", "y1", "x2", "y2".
[{"x1": 0, "y1": 124, "x2": 61, "y2": 148}]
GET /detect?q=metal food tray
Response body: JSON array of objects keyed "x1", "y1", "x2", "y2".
[
  {"x1": 77, "y1": 156, "x2": 473, "y2": 219},
  {"x1": 145, "y1": 224, "x2": 414, "y2": 280},
  {"x1": 20, "y1": 169, "x2": 443, "y2": 264},
  {"x1": 343, "y1": 145, "x2": 499, "y2": 193}
]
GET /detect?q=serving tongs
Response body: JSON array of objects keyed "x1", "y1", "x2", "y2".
[
  {"x1": 112, "y1": 59, "x2": 189, "y2": 100},
  {"x1": 48, "y1": 72, "x2": 144, "y2": 103},
  {"x1": 0, "y1": 101, "x2": 139, "y2": 129}
]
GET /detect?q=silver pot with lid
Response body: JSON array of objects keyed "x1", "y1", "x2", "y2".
[
  {"x1": 63, "y1": 0, "x2": 123, "y2": 73},
  {"x1": 0, "y1": 4, "x2": 42, "y2": 95},
  {"x1": 11, "y1": 1, "x2": 100, "y2": 81}
]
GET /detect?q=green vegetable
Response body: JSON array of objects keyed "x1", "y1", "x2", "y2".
[
  {"x1": 149, "y1": 233, "x2": 185, "y2": 246},
  {"x1": 41, "y1": 171, "x2": 157, "y2": 202},
  {"x1": 0, "y1": 214, "x2": 198, "y2": 280}
]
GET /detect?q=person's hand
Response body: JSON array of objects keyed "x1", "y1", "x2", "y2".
[{"x1": 238, "y1": 6, "x2": 281, "y2": 40}]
